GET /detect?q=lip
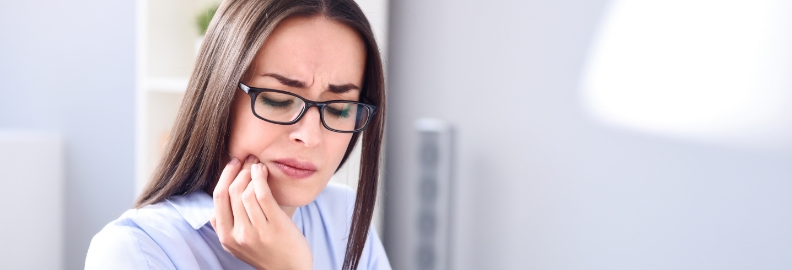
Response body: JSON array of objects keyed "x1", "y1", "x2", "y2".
[{"x1": 272, "y1": 158, "x2": 317, "y2": 179}]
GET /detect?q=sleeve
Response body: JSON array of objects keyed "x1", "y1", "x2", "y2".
[
  {"x1": 85, "y1": 219, "x2": 177, "y2": 270},
  {"x1": 363, "y1": 225, "x2": 392, "y2": 270}
]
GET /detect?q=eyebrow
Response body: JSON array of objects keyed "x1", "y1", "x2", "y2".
[{"x1": 262, "y1": 73, "x2": 360, "y2": 94}]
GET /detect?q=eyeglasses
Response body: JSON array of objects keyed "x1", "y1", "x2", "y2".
[{"x1": 239, "y1": 82, "x2": 377, "y2": 133}]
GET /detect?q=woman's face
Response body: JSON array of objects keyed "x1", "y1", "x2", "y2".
[{"x1": 228, "y1": 16, "x2": 366, "y2": 209}]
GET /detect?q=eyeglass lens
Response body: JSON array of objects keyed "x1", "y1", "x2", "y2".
[{"x1": 253, "y1": 91, "x2": 372, "y2": 131}]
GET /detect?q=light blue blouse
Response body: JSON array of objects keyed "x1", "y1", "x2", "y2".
[{"x1": 85, "y1": 183, "x2": 391, "y2": 270}]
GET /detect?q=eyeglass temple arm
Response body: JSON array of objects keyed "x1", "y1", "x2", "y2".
[{"x1": 239, "y1": 83, "x2": 250, "y2": 93}]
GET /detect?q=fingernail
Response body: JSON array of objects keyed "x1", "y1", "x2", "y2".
[
  {"x1": 229, "y1": 158, "x2": 239, "y2": 165},
  {"x1": 251, "y1": 163, "x2": 259, "y2": 170},
  {"x1": 245, "y1": 155, "x2": 256, "y2": 163}
]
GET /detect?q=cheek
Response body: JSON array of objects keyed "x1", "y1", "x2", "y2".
[
  {"x1": 324, "y1": 132, "x2": 355, "y2": 170},
  {"x1": 228, "y1": 95, "x2": 281, "y2": 158}
]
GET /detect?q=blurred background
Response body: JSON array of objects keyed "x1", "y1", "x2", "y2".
[{"x1": 1, "y1": 0, "x2": 791, "y2": 269}]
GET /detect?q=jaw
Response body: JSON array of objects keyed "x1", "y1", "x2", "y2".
[{"x1": 266, "y1": 168, "x2": 332, "y2": 208}]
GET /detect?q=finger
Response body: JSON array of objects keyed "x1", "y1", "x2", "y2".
[
  {"x1": 251, "y1": 162, "x2": 281, "y2": 220},
  {"x1": 229, "y1": 155, "x2": 257, "y2": 227},
  {"x1": 213, "y1": 157, "x2": 241, "y2": 234},
  {"x1": 241, "y1": 164, "x2": 268, "y2": 226}
]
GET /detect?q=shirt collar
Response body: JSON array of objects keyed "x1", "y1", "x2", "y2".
[{"x1": 166, "y1": 191, "x2": 214, "y2": 230}]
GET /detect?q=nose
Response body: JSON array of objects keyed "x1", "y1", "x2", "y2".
[{"x1": 289, "y1": 106, "x2": 323, "y2": 147}]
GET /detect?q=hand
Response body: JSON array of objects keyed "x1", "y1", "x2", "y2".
[{"x1": 211, "y1": 155, "x2": 313, "y2": 270}]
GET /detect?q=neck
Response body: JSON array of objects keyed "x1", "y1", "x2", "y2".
[{"x1": 281, "y1": 205, "x2": 297, "y2": 218}]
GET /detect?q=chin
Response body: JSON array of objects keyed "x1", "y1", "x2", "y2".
[{"x1": 267, "y1": 175, "x2": 329, "y2": 207}]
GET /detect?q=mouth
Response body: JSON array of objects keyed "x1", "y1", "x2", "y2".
[{"x1": 272, "y1": 158, "x2": 317, "y2": 179}]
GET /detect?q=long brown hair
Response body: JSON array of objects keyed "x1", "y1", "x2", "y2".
[{"x1": 134, "y1": 0, "x2": 385, "y2": 269}]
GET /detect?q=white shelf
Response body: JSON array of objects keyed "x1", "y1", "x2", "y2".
[
  {"x1": 136, "y1": 0, "x2": 220, "y2": 195},
  {"x1": 147, "y1": 77, "x2": 189, "y2": 93}
]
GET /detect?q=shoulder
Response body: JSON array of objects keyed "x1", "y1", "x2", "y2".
[
  {"x1": 307, "y1": 183, "x2": 393, "y2": 269},
  {"x1": 313, "y1": 183, "x2": 357, "y2": 218},
  {"x1": 85, "y1": 200, "x2": 196, "y2": 270},
  {"x1": 86, "y1": 212, "x2": 146, "y2": 268},
  {"x1": 317, "y1": 182, "x2": 357, "y2": 203},
  {"x1": 86, "y1": 208, "x2": 177, "y2": 270}
]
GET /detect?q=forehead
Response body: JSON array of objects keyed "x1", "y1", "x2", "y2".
[{"x1": 249, "y1": 16, "x2": 366, "y2": 86}]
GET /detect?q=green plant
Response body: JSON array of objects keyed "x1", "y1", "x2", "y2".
[{"x1": 196, "y1": 4, "x2": 219, "y2": 36}]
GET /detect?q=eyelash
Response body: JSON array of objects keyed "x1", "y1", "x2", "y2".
[
  {"x1": 326, "y1": 106, "x2": 350, "y2": 118},
  {"x1": 261, "y1": 97, "x2": 293, "y2": 108}
]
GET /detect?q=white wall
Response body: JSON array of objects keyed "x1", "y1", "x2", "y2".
[
  {"x1": 384, "y1": 0, "x2": 792, "y2": 269},
  {"x1": 0, "y1": 1, "x2": 135, "y2": 270}
]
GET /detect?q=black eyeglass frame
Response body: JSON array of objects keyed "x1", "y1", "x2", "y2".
[{"x1": 239, "y1": 82, "x2": 378, "y2": 133}]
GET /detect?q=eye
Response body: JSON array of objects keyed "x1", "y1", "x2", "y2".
[
  {"x1": 260, "y1": 96, "x2": 294, "y2": 108},
  {"x1": 326, "y1": 103, "x2": 351, "y2": 118}
]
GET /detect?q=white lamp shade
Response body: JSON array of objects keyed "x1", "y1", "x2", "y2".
[{"x1": 580, "y1": 0, "x2": 792, "y2": 148}]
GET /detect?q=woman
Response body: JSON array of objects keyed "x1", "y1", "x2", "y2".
[{"x1": 85, "y1": 0, "x2": 389, "y2": 269}]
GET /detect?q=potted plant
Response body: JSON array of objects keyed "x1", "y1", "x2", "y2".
[{"x1": 195, "y1": 4, "x2": 219, "y2": 55}]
